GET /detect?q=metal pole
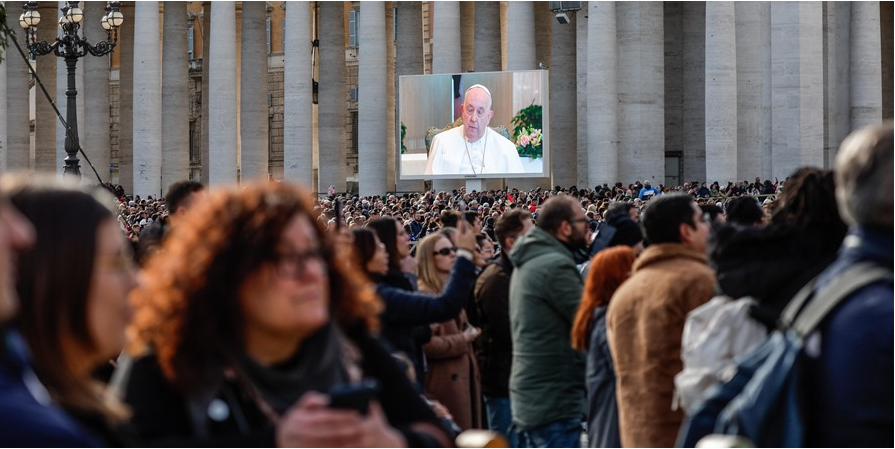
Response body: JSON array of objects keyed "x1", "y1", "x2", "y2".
[{"x1": 63, "y1": 56, "x2": 81, "y2": 177}]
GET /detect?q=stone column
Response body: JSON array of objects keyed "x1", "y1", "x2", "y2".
[
  {"x1": 823, "y1": 2, "x2": 850, "y2": 169},
  {"x1": 83, "y1": 2, "x2": 111, "y2": 182},
  {"x1": 432, "y1": 2, "x2": 461, "y2": 73},
  {"x1": 681, "y1": 2, "x2": 705, "y2": 183},
  {"x1": 849, "y1": 2, "x2": 882, "y2": 130},
  {"x1": 473, "y1": 1, "x2": 502, "y2": 191},
  {"x1": 588, "y1": 1, "x2": 617, "y2": 186},
  {"x1": 162, "y1": 1, "x2": 190, "y2": 190},
  {"x1": 207, "y1": 1, "x2": 238, "y2": 186},
  {"x1": 2, "y1": 5, "x2": 30, "y2": 171},
  {"x1": 474, "y1": 2, "x2": 500, "y2": 71},
  {"x1": 504, "y1": 1, "x2": 541, "y2": 190},
  {"x1": 505, "y1": 2, "x2": 535, "y2": 70},
  {"x1": 385, "y1": 3, "x2": 396, "y2": 191},
  {"x1": 395, "y1": 1, "x2": 424, "y2": 192},
  {"x1": 617, "y1": 2, "x2": 664, "y2": 184},
  {"x1": 240, "y1": 1, "x2": 269, "y2": 183},
  {"x1": 576, "y1": 3, "x2": 588, "y2": 187},
  {"x1": 34, "y1": 2, "x2": 57, "y2": 173},
  {"x1": 118, "y1": 1, "x2": 135, "y2": 192},
  {"x1": 431, "y1": 1, "x2": 463, "y2": 192},
  {"x1": 283, "y1": 1, "x2": 313, "y2": 186},
  {"x1": 460, "y1": 2, "x2": 475, "y2": 73},
  {"x1": 705, "y1": 2, "x2": 737, "y2": 184},
  {"x1": 358, "y1": 2, "x2": 387, "y2": 196},
  {"x1": 771, "y1": 2, "x2": 824, "y2": 178},
  {"x1": 133, "y1": 1, "x2": 162, "y2": 197},
  {"x1": 549, "y1": 10, "x2": 576, "y2": 187},
  {"x1": 317, "y1": 1, "x2": 347, "y2": 193},
  {"x1": 735, "y1": 2, "x2": 772, "y2": 180}
]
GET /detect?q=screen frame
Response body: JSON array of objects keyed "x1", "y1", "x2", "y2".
[{"x1": 397, "y1": 69, "x2": 550, "y2": 180}]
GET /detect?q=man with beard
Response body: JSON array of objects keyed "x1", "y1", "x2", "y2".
[{"x1": 508, "y1": 195, "x2": 588, "y2": 447}]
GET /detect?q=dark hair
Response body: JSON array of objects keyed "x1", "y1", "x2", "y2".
[
  {"x1": 5, "y1": 177, "x2": 124, "y2": 420},
  {"x1": 351, "y1": 227, "x2": 378, "y2": 268},
  {"x1": 130, "y1": 182, "x2": 381, "y2": 393},
  {"x1": 700, "y1": 204, "x2": 725, "y2": 226},
  {"x1": 771, "y1": 168, "x2": 844, "y2": 231},
  {"x1": 605, "y1": 202, "x2": 634, "y2": 225},
  {"x1": 771, "y1": 167, "x2": 847, "y2": 254},
  {"x1": 726, "y1": 196, "x2": 764, "y2": 226},
  {"x1": 367, "y1": 217, "x2": 402, "y2": 271},
  {"x1": 164, "y1": 180, "x2": 204, "y2": 213},
  {"x1": 641, "y1": 193, "x2": 697, "y2": 244},
  {"x1": 494, "y1": 209, "x2": 531, "y2": 248},
  {"x1": 537, "y1": 195, "x2": 579, "y2": 235},
  {"x1": 440, "y1": 210, "x2": 461, "y2": 228}
]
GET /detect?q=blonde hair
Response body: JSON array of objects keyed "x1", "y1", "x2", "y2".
[{"x1": 416, "y1": 233, "x2": 452, "y2": 293}]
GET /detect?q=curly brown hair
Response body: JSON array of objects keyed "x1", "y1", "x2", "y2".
[{"x1": 128, "y1": 182, "x2": 381, "y2": 393}]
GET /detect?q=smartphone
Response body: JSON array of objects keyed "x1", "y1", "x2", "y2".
[
  {"x1": 334, "y1": 198, "x2": 343, "y2": 230},
  {"x1": 328, "y1": 380, "x2": 379, "y2": 415}
]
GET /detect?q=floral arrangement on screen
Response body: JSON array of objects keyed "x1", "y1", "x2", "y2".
[{"x1": 511, "y1": 102, "x2": 543, "y2": 159}]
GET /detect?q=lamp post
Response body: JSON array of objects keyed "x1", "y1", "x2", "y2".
[{"x1": 20, "y1": 1, "x2": 123, "y2": 178}]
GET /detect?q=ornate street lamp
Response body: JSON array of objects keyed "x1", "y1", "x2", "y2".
[{"x1": 19, "y1": 1, "x2": 124, "y2": 178}]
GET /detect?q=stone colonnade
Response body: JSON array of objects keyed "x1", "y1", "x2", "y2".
[{"x1": 0, "y1": 2, "x2": 890, "y2": 196}]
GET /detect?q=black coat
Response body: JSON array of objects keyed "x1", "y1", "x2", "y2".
[
  {"x1": 377, "y1": 257, "x2": 477, "y2": 384},
  {"x1": 711, "y1": 224, "x2": 844, "y2": 330},
  {"x1": 122, "y1": 328, "x2": 447, "y2": 447},
  {"x1": 473, "y1": 256, "x2": 513, "y2": 397}
]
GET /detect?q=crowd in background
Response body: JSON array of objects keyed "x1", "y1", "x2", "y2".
[{"x1": 0, "y1": 121, "x2": 891, "y2": 448}]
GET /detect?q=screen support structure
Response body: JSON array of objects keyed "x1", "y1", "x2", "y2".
[{"x1": 465, "y1": 179, "x2": 483, "y2": 193}]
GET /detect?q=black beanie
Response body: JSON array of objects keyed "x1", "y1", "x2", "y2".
[{"x1": 609, "y1": 218, "x2": 644, "y2": 248}]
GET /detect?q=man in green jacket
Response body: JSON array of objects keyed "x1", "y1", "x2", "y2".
[{"x1": 509, "y1": 195, "x2": 588, "y2": 447}]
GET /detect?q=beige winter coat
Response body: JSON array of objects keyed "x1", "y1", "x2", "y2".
[{"x1": 606, "y1": 243, "x2": 715, "y2": 448}]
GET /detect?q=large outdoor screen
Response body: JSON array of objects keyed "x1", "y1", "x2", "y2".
[{"x1": 398, "y1": 70, "x2": 549, "y2": 180}]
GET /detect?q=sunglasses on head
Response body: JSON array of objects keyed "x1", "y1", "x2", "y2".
[{"x1": 433, "y1": 247, "x2": 458, "y2": 256}]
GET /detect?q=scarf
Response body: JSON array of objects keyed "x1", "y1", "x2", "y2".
[{"x1": 233, "y1": 322, "x2": 348, "y2": 415}]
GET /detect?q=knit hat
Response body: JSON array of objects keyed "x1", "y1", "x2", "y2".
[{"x1": 609, "y1": 218, "x2": 644, "y2": 248}]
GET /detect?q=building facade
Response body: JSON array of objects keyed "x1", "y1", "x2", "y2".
[{"x1": 1, "y1": 1, "x2": 892, "y2": 197}]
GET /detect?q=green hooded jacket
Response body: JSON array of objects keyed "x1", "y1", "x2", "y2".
[{"x1": 508, "y1": 226, "x2": 585, "y2": 430}]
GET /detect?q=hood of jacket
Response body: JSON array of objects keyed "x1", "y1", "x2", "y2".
[{"x1": 508, "y1": 227, "x2": 573, "y2": 269}]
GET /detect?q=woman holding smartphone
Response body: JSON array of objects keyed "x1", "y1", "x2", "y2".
[{"x1": 121, "y1": 182, "x2": 450, "y2": 447}]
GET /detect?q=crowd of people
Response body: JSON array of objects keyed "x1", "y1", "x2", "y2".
[{"x1": 0, "y1": 121, "x2": 891, "y2": 448}]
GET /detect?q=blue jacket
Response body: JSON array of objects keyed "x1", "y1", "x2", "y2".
[
  {"x1": 802, "y1": 227, "x2": 893, "y2": 447},
  {"x1": 638, "y1": 186, "x2": 661, "y2": 200},
  {"x1": 0, "y1": 328, "x2": 101, "y2": 447}
]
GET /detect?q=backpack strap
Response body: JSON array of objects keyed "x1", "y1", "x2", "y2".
[{"x1": 786, "y1": 262, "x2": 892, "y2": 337}]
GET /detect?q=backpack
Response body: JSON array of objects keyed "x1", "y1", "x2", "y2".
[
  {"x1": 676, "y1": 262, "x2": 893, "y2": 448},
  {"x1": 673, "y1": 295, "x2": 767, "y2": 414}
]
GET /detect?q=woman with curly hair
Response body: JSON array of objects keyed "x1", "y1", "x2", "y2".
[
  {"x1": 121, "y1": 182, "x2": 449, "y2": 447},
  {"x1": 571, "y1": 246, "x2": 636, "y2": 448}
]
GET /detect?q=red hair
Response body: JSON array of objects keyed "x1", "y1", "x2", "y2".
[{"x1": 571, "y1": 246, "x2": 636, "y2": 351}]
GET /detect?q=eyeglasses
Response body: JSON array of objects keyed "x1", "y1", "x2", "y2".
[
  {"x1": 433, "y1": 247, "x2": 458, "y2": 257},
  {"x1": 269, "y1": 247, "x2": 325, "y2": 279}
]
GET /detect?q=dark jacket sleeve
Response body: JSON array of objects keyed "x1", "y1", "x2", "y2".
[
  {"x1": 123, "y1": 355, "x2": 276, "y2": 447},
  {"x1": 378, "y1": 257, "x2": 477, "y2": 326}
]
